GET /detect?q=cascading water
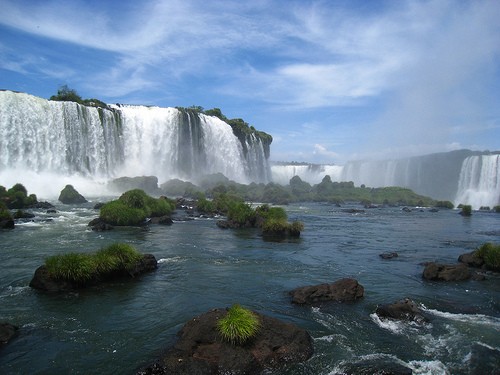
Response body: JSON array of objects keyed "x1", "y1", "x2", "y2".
[
  {"x1": 455, "y1": 154, "x2": 500, "y2": 209},
  {"x1": 0, "y1": 91, "x2": 271, "y2": 198}
]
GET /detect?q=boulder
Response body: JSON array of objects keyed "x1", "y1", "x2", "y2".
[
  {"x1": 290, "y1": 278, "x2": 364, "y2": 305},
  {"x1": 58, "y1": 185, "x2": 87, "y2": 204},
  {"x1": 458, "y1": 251, "x2": 485, "y2": 268},
  {"x1": 423, "y1": 262, "x2": 471, "y2": 281},
  {"x1": 0, "y1": 218, "x2": 14, "y2": 229},
  {"x1": 29, "y1": 254, "x2": 157, "y2": 292},
  {"x1": 0, "y1": 322, "x2": 18, "y2": 346},
  {"x1": 137, "y1": 308, "x2": 313, "y2": 375},
  {"x1": 379, "y1": 252, "x2": 398, "y2": 259},
  {"x1": 375, "y1": 298, "x2": 428, "y2": 324},
  {"x1": 148, "y1": 216, "x2": 173, "y2": 225},
  {"x1": 88, "y1": 217, "x2": 114, "y2": 231}
]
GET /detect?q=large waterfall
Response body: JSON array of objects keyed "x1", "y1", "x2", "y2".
[
  {"x1": 0, "y1": 90, "x2": 271, "y2": 197},
  {"x1": 271, "y1": 150, "x2": 500, "y2": 209},
  {"x1": 455, "y1": 154, "x2": 500, "y2": 209}
]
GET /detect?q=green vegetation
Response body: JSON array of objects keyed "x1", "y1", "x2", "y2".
[
  {"x1": 494, "y1": 205, "x2": 500, "y2": 213},
  {"x1": 45, "y1": 243, "x2": 143, "y2": 284},
  {"x1": 435, "y1": 201, "x2": 454, "y2": 209},
  {"x1": 100, "y1": 189, "x2": 175, "y2": 226},
  {"x1": 475, "y1": 243, "x2": 500, "y2": 271},
  {"x1": 0, "y1": 201, "x2": 13, "y2": 221},
  {"x1": 176, "y1": 106, "x2": 273, "y2": 155},
  {"x1": 217, "y1": 304, "x2": 260, "y2": 345},
  {"x1": 50, "y1": 85, "x2": 109, "y2": 109},
  {"x1": 227, "y1": 201, "x2": 256, "y2": 226},
  {"x1": 0, "y1": 183, "x2": 38, "y2": 209},
  {"x1": 460, "y1": 204, "x2": 472, "y2": 216}
]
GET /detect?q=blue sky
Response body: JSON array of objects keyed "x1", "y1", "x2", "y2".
[{"x1": 1, "y1": 0, "x2": 499, "y2": 164}]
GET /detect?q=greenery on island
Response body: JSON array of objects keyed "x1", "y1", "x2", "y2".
[
  {"x1": 495, "y1": 206, "x2": 500, "y2": 213},
  {"x1": 100, "y1": 189, "x2": 175, "y2": 226},
  {"x1": 0, "y1": 183, "x2": 38, "y2": 209},
  {"x1": 459, "y1": 204, "x2": 472, "y2": 216},
  {"x1": 475, "y1": 243, "x2": 500, "y2": 271},
  {"x1": 0, "y1": 201, "x2": 13, "y2": 221},
  {"x1": 45, "y1": 243, "x2": 144, "y2": 284},
  {"x1": 49, "y1": 85, "x2": 109, "y2": 109},
  {"x1": 217, "y1": 304, "x2": 260, "y2": 345},
  {"x1": 162, "y1": 174, "x2": 438, "y2": 207},
  {"x1": 435, "y1": 201, "x2": 455, "y2": 209},
  {"x1": 176, "y1": 106, "x2": 273, "y2": 155}
]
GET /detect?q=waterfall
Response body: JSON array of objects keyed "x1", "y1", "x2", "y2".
[
  {"x1": 271, "y1": 164, "x2": 343, "y2": 185},
  {"x1": 455, "y1": 155, "x2": 500, "y2": 209},
  {"x1": 0, "y1": 91, "x2": 271, "y2": 197}
]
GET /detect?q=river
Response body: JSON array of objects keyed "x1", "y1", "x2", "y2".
[{"x1": 1, "y1": 201, "x2": 499, "y2": 374}]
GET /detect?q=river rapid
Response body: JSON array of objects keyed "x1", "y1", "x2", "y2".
[{"x1": 1, "y1": 201, "x2": 499, "y2": 374}]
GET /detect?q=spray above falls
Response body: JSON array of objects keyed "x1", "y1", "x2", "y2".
[{"x1": 0, "y1": 90, "x2": 272, "y2": 196}]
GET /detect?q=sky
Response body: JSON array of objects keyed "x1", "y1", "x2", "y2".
[{"x1": 0, "y1": 0, "x2": 499, "y2": 165}]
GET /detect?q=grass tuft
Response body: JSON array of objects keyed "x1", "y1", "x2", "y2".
[
  {"x1": 475, "y1": 242, "x2": 500, "y2": 271},
  {"x1": 217, "y1": 304, "x2": 260, "y2": 345}
]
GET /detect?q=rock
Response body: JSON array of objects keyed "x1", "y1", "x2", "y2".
[
  {"x1": 108, "y1": 176, "x2": 159, "y2": 195},
  {"x1": 58, "y1": 185, "x2": 87, "y2": 204},
  {"x1": 379, "y1": 252, "x2": 398, "y2": 259},
  {"x1": 29, "y1": 254, "x2": 157, "y2": 292},
  {"x1": 0, "y1": 218, "x2": 14, "y2": 229},
  {"x1": 46, "y1": 209, "x2": 57, "y2": 214},
  {"x1": 402, "y1": 207, "x2": 412, "y2": 212},
  {"x1": 137, "y1": 308, "x2": 313, "y2": 375},
  {"x1": 423, "y1": 262, "x2": 471, "y2": 281},
  {"x1": 341, "y1": 208, "x2": 365, "y2": 214},
  {"x1": 375, "y1": 298, "x2": 429, "y2": 324},
  {"x1": 0, "y1": 322, "x2": 18, "y2": 346},
  {"x1": 29, "y1": 201, "x2": 55, "y2": 209},
  {"x1": 13, "y1": 210, "x2": 35, "y2": 219},
  {"x1": 148, "y1": 216, "x2": 173, "y2": 225},
  {"x1": 88, "y1": 217, "x2": 114, "y2": 231},
  {"x1": 290, "y1": 278, "x2": 364, "y2": 305},
  {"x1": 93, "y1": 202, "x2": 105, "y2": 210},
  {"x1": 458, "y1": 251, "x2": 485, "y2": 268}
]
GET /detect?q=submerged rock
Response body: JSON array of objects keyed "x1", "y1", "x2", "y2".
[
  {"x1": 375, "y1": 298, "x2": 429, "y2": 324},
  {"x1": 58, "y1": 184, "x2": 87, "y2": 204},
  {"x1": 379, "y1": 252, "x2": 399, "y2": 259},
  {"x1": 290, "y1": 278, "x2": 364, "y2": 305},
  {"x1": 137, "y1": 308, "x2": 313, "y2": 375},
  {"x1": 458, "y1": 251, "x2": 485, "y2": 269},
  {"x1": 0, "y1": 322, "x2": 18, "y2": 346},
  {"x1": 0, "y1": 218, "x2": 14, "y2": 229},
  {"x1": 422, "y1": 262, "x2": 470, "y2": 281},
  {"x1": 88, "y1": 217, "x2": 114, "y2": 231}
]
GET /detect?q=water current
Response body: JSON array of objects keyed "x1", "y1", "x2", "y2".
[{"x1": 1, "y1": 201, "x2": 499, "y2": 374}]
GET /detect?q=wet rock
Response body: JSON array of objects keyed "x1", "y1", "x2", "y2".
[
  {"x1": 88, "y1": 217, "x2": 114, "y2": 231},
  {"x1": 375, "y1": 298, "x2": 429, "y2": 324},
  {"x1": 148, "y1": 216, "x2": 173, "y2": 225},
  {"x1": 0, "y1": 218, "x2": 14, "y2": 229},
  {"x1": 58, "y1": 184, "x2": 87, "y2": 204},
  {"x1": 380, "y1": 252, "x2": 399, "y2": 259},
  {"x1": 137, "y1": 308, "x2": 313, "y2": 375},
  {"x1": 290, "y1": 278, "x2": 364, "y2": 305},
  {"x1": 0, "y1": 322, "x2": 18, "y2": 346},
  {"x1": 458, "y1": 251, "x2": 485, "y2": 268},
  {"x1": 422, "y1": 262, "x2": 470, "y2": 281},
  {"x1": 29, "y1": 254, "x2": 157, "y2": 292},
  {"x1": 29, "y1": 201, "x2": 55, "y2": 209}
]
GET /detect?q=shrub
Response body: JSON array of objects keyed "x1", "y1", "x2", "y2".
[
  {"x1": 217, "y1": 304, "x2": 260, "y2": 345},
  {"x1": 45, "y1": 243, "x2": 144, "y2": 283},
  {"x1": 1, "y1": 183, "x2": 38, "y2": 209},
  {"x1": 435, "y1": 201, "x2": 454, "y2": 209},
  {"x1": 227, "y1": 202, "x2": 256, "y2": 225},
  {"x1": 99, "y1": 189, "x2": 174, "y2": 226},
  {"x1": 0, "y1": 201, "x2": 12, "y2": 220},
  {"x1": 261, "y1": 218, "x2": 289, "y2": 234},
  {"x1": 289, "y1": 221, "x2": 304, "y2": 237},
  {"x1": 45, "y1": 253, "x2": 96, "y2": 284},
  {"x1": 460, "y1": 205, "x2": 472, "y2": 216},
  {"x1": 475, "y1": 243, "x2": 500, "y2": 271}
]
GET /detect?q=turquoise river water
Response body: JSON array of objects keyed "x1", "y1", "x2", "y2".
[{"x1": 1, "y1": 201, "x2": 499, "y2": 374}]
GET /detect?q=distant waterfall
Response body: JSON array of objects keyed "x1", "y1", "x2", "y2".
[
  {"x1": 0, "y1": 90, "x2": 271, "y2": 197},
  {"x1": 455, "y1": 155, "x2": 500, "y2": 209}
]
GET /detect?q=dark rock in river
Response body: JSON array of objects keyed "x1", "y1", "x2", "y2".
[
  {"x1": 458, "y1": 251, "x2": 485, "y2": 269},
  {"x1": 148, "y1": 215, "x2": 173, "y2": 225},
  {"x1": 137, "y1": 308, "x2": 313, "y2": 375},
  {"x1": 290, "y1": 278, "x2": 364, "y2": 305},
  {"x1": 375, "y1": 298, "x2": 429, "y2": 324},
  {"x1": 29, "y1": 201, "x2": 55, "y2": 209},
  {"x1": 88, "y1": 217, "x2": 114, "y2": 231},
  {"x1": 58, "y1": 184, "x2": 87, "y2": 204},
  {"x1": 0, "y1": 218, "x2": 14, "y2": 229},
  {"x1": 468, "y1": 342, "x2": 500, "y2": 375},
  {"x1": 380, "y1": 252, "x2": 399, "y2": 259},
  {"x1": 0, "y1": 322, "x2": 18, "y2": 346},
  {"x1": 29, "y1": 254, "x2": 157, "y2": 292},
  {"x1": 422, "y1": 262, "x2": 471, "y2": 281}
]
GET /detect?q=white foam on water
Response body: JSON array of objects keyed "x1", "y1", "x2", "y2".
[
  {"x1": 423, "y1": 307, "x2": 500, "y2": 328},
  {"x1": 370, "y1": 313, "x2": 407, "y2": 334},
  {"x1": 408, "y1": 360, "x2": 450, "y2": 374}
]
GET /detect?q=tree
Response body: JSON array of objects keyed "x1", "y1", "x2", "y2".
[{"x1": 50, "y1": 85, "x2": 83, "y2": 104}]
